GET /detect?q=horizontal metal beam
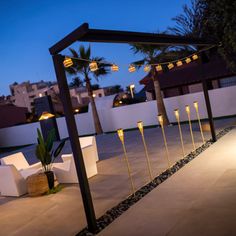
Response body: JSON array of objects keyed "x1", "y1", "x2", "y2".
[
  {"x1": 49, "y1": 23, "x2": 215, "y2": 55},
  {"x1": 79, "y1": 29, "x2": 214, "y2": 46}
]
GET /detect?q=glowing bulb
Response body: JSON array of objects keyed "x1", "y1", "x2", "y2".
[
  {"x1": 185, "y1": 57, "x2": 191, "y2": 64},
  {"x1": 144, "y1": 65, "x2": 151, "y2": 72},
  {"x1": 137, "y1": 121, "x2": 144, "y2": 134},
  {"x1": 111, "y1": 64, "x2": 119, "y2": 72},
  {"x1": 92, "y1": 94, "x2": 96, "y2": 98},
  {"x1": 193, "y1": 101, "x2": 198, "y2": 110},
  {"x1": 155, "y1": 64, "x2": 162, "y2": 72},
  {"x1": 117, "y1": 129, "x2": 124, "y2": 142},
  {"x1": 176, "y1": 60, "x2": 183, "y2": 67},
  {"x1": 174, "y1": 109, "x2": 179, "y2": 119},
  {"x1": 158, "y1": 114, "x2": 163, "y2": 126},
  {"x1": 75, "y1": 109, "x2": 79, "y2": 113},
  {"x1": 63, "y1": 57, "x2": 73, "y2": 68},
  {"x1": 185, "y1": 105, "x2": 190, "y2": 114},
  {"x1": 128, "y1": 65, "x2": 136, "y2": 73},
  {"x1": 167, "y1": 63, "x2": 174, "y2": 70},
  {"x1": 89, "y1": 61, "x2": 98, "y2": 71},
  {"x1": 192, "y1": 54, "x2": 198, "y2": 60}
]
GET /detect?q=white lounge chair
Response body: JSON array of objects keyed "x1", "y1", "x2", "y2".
[
  {"x1": 0, "y1": 165, "x2": 28, "y2": 197},
  {"x1": 0, "y1": 152, "x2": 41, "y2": 171},
  {"x1": 53, "y1": 144, "x2": 98, "y2": 183}
]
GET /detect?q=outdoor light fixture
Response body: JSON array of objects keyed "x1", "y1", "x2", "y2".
[
  {"x1": 129, "y1": 84, "x2": 135, "y2": 99},
  {"x1": 117, "y1": 129, "x2": 136, "y2": 195},
  {"x1": 92, "y1": 94, "x2": 96, "y2": 98},
  {"x1": 89, "y1": 61, "x2": 98, "y2": 71},
  {"x1": 192, "y1": 54, "x2": 199, "y2": 60},
  {"x1": 39, "y1": 93, "x2": 43, "y2": 97},
  {"x1": 185, "y1": 57, "x2": 191, "y2": 64},
  {"x1": 137, "y1": 121, "x2": 153, "y2": 181},
  {"x1": 174, "y1": 109, "x2": 185, "y2": 157},
  {"x1": 144, "y1": 65, "x2": 151, "y2": 72},
  {"x1": 128, "y1": 64, "x2": 136, "y2": 73},
  {"x1": 176, "y1": 60, "x2": 183, "y2": 67},
  {"x1": 157, "y1": 115, "x2": 171, "y2": 168},
  {"x1": 155, "y1": 64, "x2": 162, "y2": 72},
  {"x1": 75, "y1": 109, "x2": 79, "y2": 113},
  {"x1": 167, "y1": 63, "x2": 174, "y2": 70},
  {"x1": 111, "y1": 64, "x2": 119, "y2": 72},
  {"x1": 193, "y1": 101, "x2": 205, "y2": 143},
  {"x1": 39, "y1": 111, "x2": 55, "y2": 121},
  {"x1": 185, "y1": 105, "x2": 196, "y2": 150},
  {"x1": 63, "y1": 57, "x2": 73, "y2": 68}
]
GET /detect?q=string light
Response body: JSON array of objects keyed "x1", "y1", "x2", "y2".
[
  {"x1": 63, "y1": 57, "x2": 73, "y2": 68},
  {"x1": 167, "y1": 63, "x2": 174, "y2": 70},
  {"x1": 89, "y1": 61, "x2": 98, "y2": 71},
  {"x1": 111, "y1": 64, "x2": 119, "y2": 71},
  {"x1": 155, "y1": 64, "x2": 162, "y2": 72},
  {"x1": 128, "y1": 64, "x2": 136, "y2": 73},
  {"x1": 144, "y1": 65, "x2": 151, "y2": 72},
  {"x1": 176, "y1": 60, "x2": 183, "y2": 67}
]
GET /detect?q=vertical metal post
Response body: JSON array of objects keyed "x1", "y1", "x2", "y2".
[
  {"x1": 52, "y1": 54, "x2": 97, "y2": 232},
  {"x1": 202, "y1": 79, "x2": 217, "y2": 142}
]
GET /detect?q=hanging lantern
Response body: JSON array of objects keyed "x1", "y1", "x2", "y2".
[
  {"x1": 192, "y1": 54, "x2": 198, "y2": 60},
  {"x1": 167, "y1": 63, "x2": 174, "y2": 70},
  {"x1": 176, "y1": 60, "x2": 183, "y2": 67},
  {"x1": 63, "y1": 57, "x2": 73, "y2": 68},
  {"x1": 89, "y1": 61, "x2": 98, "y2": 71},
  {"x1": 111, "y1": 64, "x2": 119, "y2": 72},
  {"x1": 185, "y1": 57, "x2": 191, "y2": 64},
  {"x1": 144, "y1": 65, "x2": 151, "y2": 72},
  {"x1": 128, "y1": 64, "x2": 136, "y2": 73},
  {"x1": 155, "y1": 64, "x2": 162, "y2": 72}
]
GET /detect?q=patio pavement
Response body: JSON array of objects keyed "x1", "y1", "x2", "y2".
[
  {"x1": 0, "y1": 118, "x2": 235, "y2": 235},
  {"x1": 99, "y1": 126, "x2": 236, "y2": 236}
]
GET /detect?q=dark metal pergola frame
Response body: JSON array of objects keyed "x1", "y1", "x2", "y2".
[{"x1": 49, "y1": 23, "x2": 216, "y2": 233}]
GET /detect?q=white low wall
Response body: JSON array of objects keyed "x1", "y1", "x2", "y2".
[{"x1": 0, "y1": 85, "x2": 236, "y2": 147}]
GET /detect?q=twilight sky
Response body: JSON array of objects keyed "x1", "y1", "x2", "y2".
[{"x1": 0, "y1": 0, "x2": 190, "y2": 96}]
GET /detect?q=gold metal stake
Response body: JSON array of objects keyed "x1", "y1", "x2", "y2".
[
  {"x1": 158, "y1": 115, "x2": 171, "y2": 169},
  {"x1": 117, "y1": 129, "x2": 136, "y2": 195},
  {"x1": 137, "y1": 121, "x2": 153, "y2": 181},
  {"x1": 174, "y1": 109, "x2": 186, "y2": 157},
  {"x1": 185, "y1": 105, "x2": 196, "y2": 150},
  {"x1": 193, "y1": 101, "x2": 205, "y2": 143}
]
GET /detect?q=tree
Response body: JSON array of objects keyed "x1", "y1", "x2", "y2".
[
  {"x1": 169, "y1": 0, "x2": 236, "y2": 71},
  {"x1": 69, "y1": 77, "x2": 83, "y2": 88},
  {"x1": 130, "y1": 44, "x2": 170, "y2": 125},
  {"x1": 65, "y1": 45, "x2": 110, "y2": 134}
]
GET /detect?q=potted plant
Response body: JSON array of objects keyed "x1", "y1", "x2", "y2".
[{"x1": 35, "y1": 128, "x2": 65, "y2": 189}]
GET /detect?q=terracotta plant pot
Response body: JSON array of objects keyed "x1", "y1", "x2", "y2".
[{"x1": 45, "y1": 171, "x2": 54, "y2": 189}]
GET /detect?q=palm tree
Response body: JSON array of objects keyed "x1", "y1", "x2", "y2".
[
  {"x1": 66, "y1": 45, "x2": 110, "y2": 134},
  {"x1": 131, "y1": 44, "x2": 170, "y2": 125}
]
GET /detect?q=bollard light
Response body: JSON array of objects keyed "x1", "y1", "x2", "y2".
[
  {"x1": 157, "y1": 115, "x2": 171, "y2": 169},
  {"x1": 117, "y1": 129, "x2": 136, "y2": 195},
  {"x1": 174, "y1": 109, "x2": 186, "y2": 157},
  {"x1": 39, "y1": 111, "x2": 55, "y2": 121},
  {"x1": 193, "y1": 101, "x2": 205, "y2": 143},
  {"x1": 185, "y1": 105, "x2": 196, "y2": 150},
  {"x1": 137, "y1": 121, "x2": 153, "y2": 181}
]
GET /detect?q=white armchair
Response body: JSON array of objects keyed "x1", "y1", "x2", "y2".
[
  {"x1": 0, "y1": 165, "x2": 27, "y2": 197},
  {"x1": 0, "y1": 152, "x2": 41, "y2": 171},
  {"x1": 53, "y1": 141, "x2": 98, "y2": 183}
]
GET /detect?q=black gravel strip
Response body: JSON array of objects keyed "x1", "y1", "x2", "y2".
[{"x1": 77, "y1": 127, "x2": 234, "y2": 236}]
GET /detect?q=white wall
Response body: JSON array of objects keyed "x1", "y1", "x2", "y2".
[{"x1": 0, "y1": 85, "x2": 236, "y2": 147}]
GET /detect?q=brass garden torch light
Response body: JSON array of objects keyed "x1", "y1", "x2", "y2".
[
  {"x1": 137, "y1": 121, "x2": 153, "y2": 181},
  {"x1": 117, "y1": 129, "x2": 136, "y2": 195},
  {"x1": 193, "y1": 101, "x2": 205, "y2": 143},
  {"x1": 174, "y1": 109, "x2": 186, "y2": 157},
  {"x1": 158, "y1": 115, "x2": 171, "y2": 169},
  {"x1": 185, "y1": 105, "x2": 196, "y2": 150}
]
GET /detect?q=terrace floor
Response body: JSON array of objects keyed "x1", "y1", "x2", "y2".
[{"x1": 0, "y1": 117, "x2": 235, "y2": 236}]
